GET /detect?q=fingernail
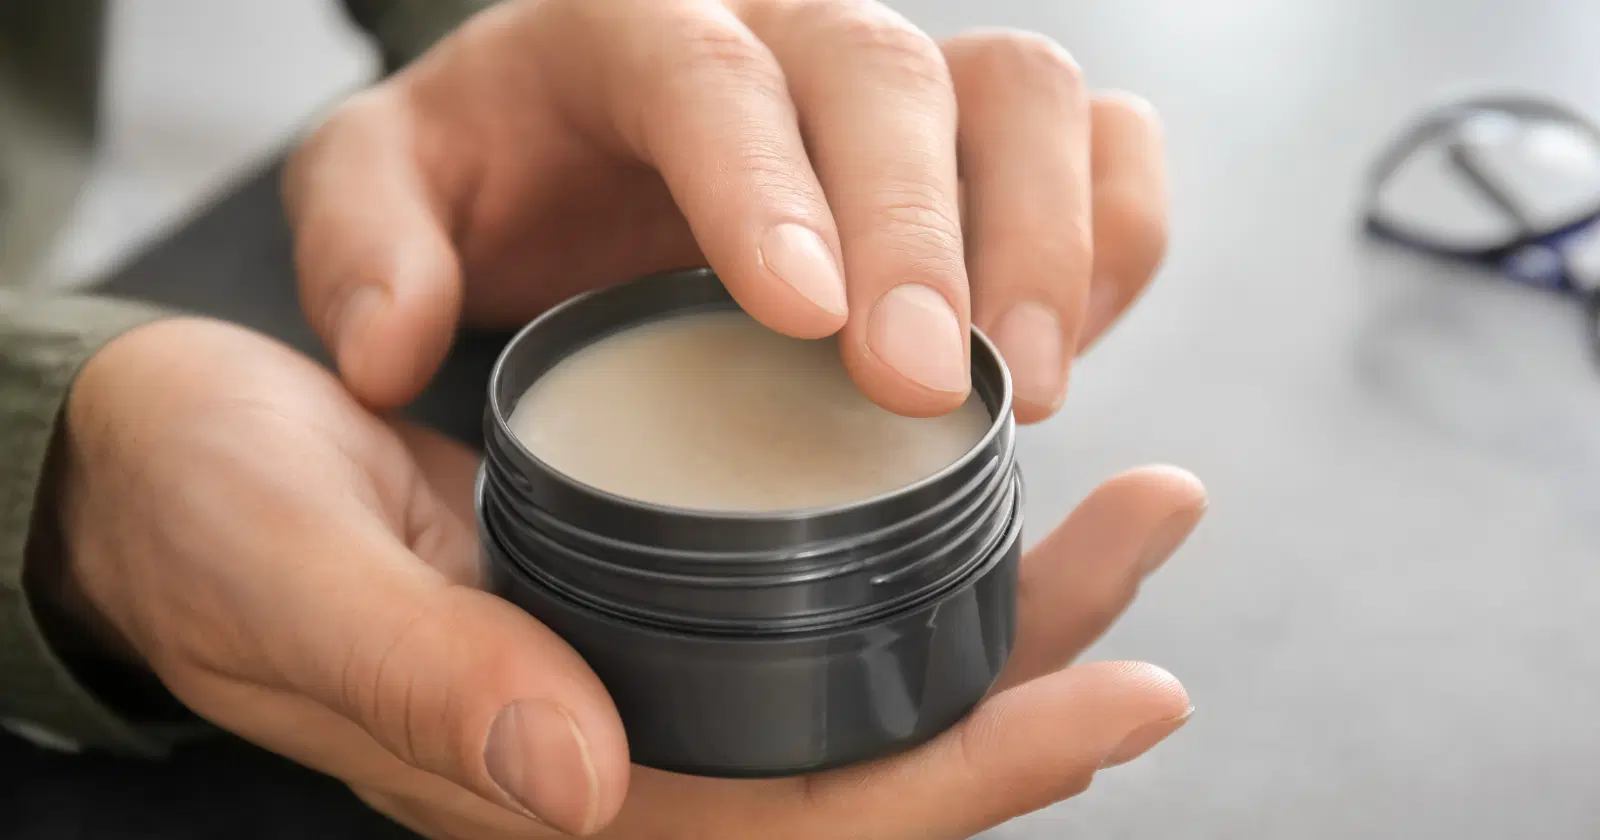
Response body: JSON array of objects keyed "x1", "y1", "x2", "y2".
[
  {"x1": 868, "y1": 284, "x2": 969, "y2": 394},
  {"x1": 1139, "y1": 504, "x2": 1206, "y2": 577},
  {"x1": 990, "y1": 302, "x2": 1064, "y2": 410},
  {"x1": 484, "y1": 699, "x2": 599, "y2": 835},
  {"x1": 335, "y1": 286, "x2": 384, "y2": 375},
  {"x1": 760, "y1": 223, "x2": 848, "y2": 316},
  {"x1": 1101, "y1": 708, "x2": 1193, "y2": 768},
  {"x1": 1079, "y1": 279, "x2": 1122, "y2": 350}
]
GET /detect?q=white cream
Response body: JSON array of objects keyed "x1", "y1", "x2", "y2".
[{"x1": 509, "y1": 310, "x2": 991, "y2": 512}]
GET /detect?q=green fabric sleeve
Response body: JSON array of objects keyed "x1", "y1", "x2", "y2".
[
  {"x1": 340, "y1": 0, "x2": 501, "y2": 71},
  {"x1": 0, "y1": 290, "x2": 200, "y2": 756}
]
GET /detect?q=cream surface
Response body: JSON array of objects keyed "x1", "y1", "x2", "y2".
[{"x1": 509, "y1": 310, "x2": 992, "y2": 512}]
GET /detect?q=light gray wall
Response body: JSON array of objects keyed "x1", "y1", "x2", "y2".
[{"x1": 43, "y1": 0, "x2": 374, "y2": 287}]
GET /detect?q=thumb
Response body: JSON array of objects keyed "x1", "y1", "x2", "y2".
[
  {"x1": 273, "y1": 530, "x2": 630, "y2": 836},
  {"x1": 285, "y1": 86, "x2": 463, "y2": 408},
  {"x1": 805, "y1": 660, "x2": 1192, "y2": 840}
]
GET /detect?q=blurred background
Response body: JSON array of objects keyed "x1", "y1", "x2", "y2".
[
  {"x1": 7, "y1": 0, "x2": 1600, "y2": 837},
  {"x1": 23, "y1": 0, "x2": 373, "y2": 287}
]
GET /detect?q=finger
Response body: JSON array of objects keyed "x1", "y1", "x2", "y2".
[
  {"x1": 285, "y1": 87, "x2": 464, "y2": 408},
  {"x1": 356, "y1": 782, "x2": 545, "y2": 840},
  {"x1": 805, "y1": 661, "x2": 1193, "y2": 840},
  {"x1": 393, "y1": 423, "x2": 485, "y2": 588},
  {"x1": 259, "y1": 524, "x2": 629, "y2": 836},
  {"x1": 535, "y1": 0, "x2": 847, "y2": 340},
  {"x1": 175, "y1": 679, "x2": 544, "y2": 840},
  {"x1": 996, "y1": 465, "x2": 1207, "y2": 692},
  {"x1": 943, "y1": 30, "x2": 1092, "y2": 422},
  {"x1": 746, "y1": 2, "x2": 971, "y2": 416},
  {"x1": 353, "y1": 788, "x2": 458, "y2": 840},
  {"x1": 1079, "y1": 93, "x2": 1169, "y2": 353}
]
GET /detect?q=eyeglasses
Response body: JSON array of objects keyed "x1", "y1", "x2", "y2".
[{"x1": 1363, "y1": 94, "x2": 1600, "y2": 360}]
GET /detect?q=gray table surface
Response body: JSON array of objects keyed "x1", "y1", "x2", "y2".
[
  {"x1": 959, "y1": 1, "x2": 1600, "y2": 837},
  {"x1": 87, "y1": 0, "x2": 1600, "y2": 837}
]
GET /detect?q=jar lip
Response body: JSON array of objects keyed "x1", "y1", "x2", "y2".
[{"x1": 484, "y1": 268, "x2": 1016, "y2": 526}]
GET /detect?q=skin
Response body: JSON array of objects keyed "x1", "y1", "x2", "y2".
[
  {"x1": 55, "y1": 1, "x2": 1194, "y2": 837},
  {"x1": 285, "y1": 0, "x2": 1169, "y2": 424},
  {"x1": 58, "y1": 317, "x2": 1205, "y2": 840}
]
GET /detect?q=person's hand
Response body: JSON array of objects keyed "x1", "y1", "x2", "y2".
[
  {"x1": 49, "y1": 317, "x2": 1204, "y2": 839},
  {"x1": 287, "y1": 0, "x2": 1167, "y2": 423}
]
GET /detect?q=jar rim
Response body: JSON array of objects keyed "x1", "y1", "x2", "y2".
[{"x1": 484, "y1": 267, "x2": 1015, "y2": 525}]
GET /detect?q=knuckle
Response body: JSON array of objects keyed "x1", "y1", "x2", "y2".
[
  {"x1": 1053, "y1": 766, "x2": 1097, "y2": 800},
  {"x1": 285, "y1": 91, "x2": 383, "y2": 214},
  {"x1": 640, "y1": 11, "x2": 788, "y2": 134},
  {"x1": 874, "y1": 189, "x2": 965, "y2": 262},
  {"x1": 1098, "y1": 190, "x2": 1169, "y2": 270},
  {"x1": 950, "y1": 29, "x2": 1083, "y2": 93},
  {"x1": 817, "y1": 4, "x2": 951, "y2": 90},
  {"x1": 981, "y1": 212, "x2": 1093, "y2": 301},
  {"x1": 1049, "y1": 216, "x2": 1096, "y2": 274},
  {"x1": 666, "y1": 13, "x2": 781, "y2": 87},
  {"x1": 1096, "y1": 91, "x2": 1161, "y2": 127},
  {"x1": 741, "y1": 145, "x2": 827, "y2": 209}
]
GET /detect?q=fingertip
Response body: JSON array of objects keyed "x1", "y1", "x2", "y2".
[
  {"x1": 1040, "y1": 466, "x2": 1206, "y2": 578},
  {"x1": 841, "y1": 347, "x2": 972, "y2": 418},
  {"x1": 717, "y1": 224, "x2": 850, "y2": 341},
  {"x1": 1097, "y1": 660, "x2": 1190, "y2": 711},
  {"x1": 337, "y1": 241, "x2": 462, "y2": 410},
  {"x1": 751, "y1": 222, "x2": 851, "y2": 334},
  {"x1": 1006, "y1": 659, "x2": 1189, "y2": 716},
  {"x1": 729, "y1": 283, "x2": 848, "y2": 342},
  {"x1": 1118, "y1": 464, "x2": 1208, "y2": 505},
  {"x1": 1081, "y1": 464, "x2": 1207, "y2": 512},
  {"x1": 841, "y1": 283, "x2": 972, "y2": 417},
  {"x1": 1092, "y1": 661, "x2": 1192, "y2": 769},
  {"x1": 1023, "y1": 661, "x2": 1193, "y2": 768},
  {"x1": 1009, "y1": 385, "x2": 1065, "y2": 425},
  {"x1": 985, "y1": 299, "x2": 1070, "y2": 423},
  {"x1": 927, "y1": 660, "x2": 1191, "y2": 824},
  {"x1": 1011, "y1": 399, "x2": 1060, "y2": 425},
  {"x1": 1148, "y1": 465, "x2": 1209, "y2": 512},
  {"x1": 1092, "y1": 90, "x2": 1162, "y2": 126},
  {"x1": 566, "y1": 696, "x2": 632, "y2": 835},
  {"x1": 432, "y1": 593, "x2": 630, "y2": 834}
]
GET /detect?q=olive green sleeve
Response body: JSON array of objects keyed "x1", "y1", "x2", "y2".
[
  {"x1": 0, "y1": 290, "x2": 198, "y2": 756},
  {"x1": 340, "y1": 0, "x2": 501, "y2": 72}
]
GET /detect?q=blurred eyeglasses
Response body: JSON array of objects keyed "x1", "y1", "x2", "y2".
[{"x1": 1363, "y1": 94, "x2": 1600, "y2": 358}]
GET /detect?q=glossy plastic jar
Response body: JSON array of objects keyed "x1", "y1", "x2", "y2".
[{"x1": 478, "y1": 268, "x2": 1023, "y2": 777}]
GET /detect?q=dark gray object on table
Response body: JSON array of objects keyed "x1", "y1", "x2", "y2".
[{"x1": 7, "y1": 0, "x2": 1600, "y2": 837}]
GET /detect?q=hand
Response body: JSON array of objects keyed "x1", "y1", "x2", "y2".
[
  {"x1": 287, "y1": 0, "x2": 1167, "y2": 423},
  {"x1": 52, "y1": 317, "x2": 1204, "y2": 839}
]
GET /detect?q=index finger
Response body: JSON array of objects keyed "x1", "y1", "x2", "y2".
[
  {"x1": 531, "y1": 0, "x2": 850, "y2": 340},
  {"x1": 747, "y1": 2, "x2": 973, "y2": 417}
]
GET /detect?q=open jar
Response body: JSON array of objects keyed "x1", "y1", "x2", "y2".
[{"x1": 477, "y1": 268, "x2": 1022, "y2": 777}]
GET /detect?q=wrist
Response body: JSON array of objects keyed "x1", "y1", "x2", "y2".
[
  {"x1": 25, "y1": 389, "x2": 140, "y2": 668},
  {"x1": 23, "y1": 321, "x2": 199, "y2": 724}
]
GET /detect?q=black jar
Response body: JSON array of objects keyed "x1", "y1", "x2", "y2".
[{"x1": 477, "y1": 268, "x2": 1023, "y2": 778}]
